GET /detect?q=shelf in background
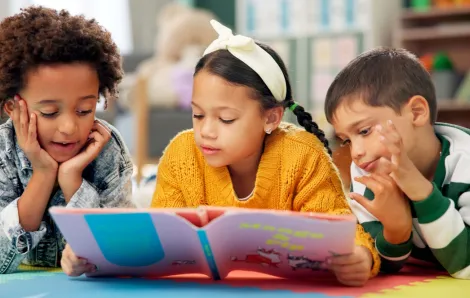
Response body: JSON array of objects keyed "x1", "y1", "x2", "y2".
[
  {"x1": 402, "y1": 6, "x2": 470, "y2": 20},
  {"x1": 400, "y1": 23, "x2": 470, "y2": 41}
]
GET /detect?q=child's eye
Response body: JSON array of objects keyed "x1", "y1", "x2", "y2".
[
  {"x1": 220, "y1": 118, "x2": 235, "y2": 124},
  {"x1": 339, "y1": 139, "x2": 350, "y2": 147},
  {"x1": 359, "y1": 127, "x2": 371, "y2": 136},
  {"x1": 193, "y1": 114, "x2": 204, "y2": 119},
  {"x1": 40, "y1": 112, "x2": 58, "y2": 118},
  {"x1": 77, "y1": 110, "x2": 93, "y2": 116}
]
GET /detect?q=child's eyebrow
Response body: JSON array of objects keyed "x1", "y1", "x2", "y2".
[
  {"x1": 346, "y1": 118, "x2": 372, "y2": 131},
  {"x1": 191, "y1": 101, "x2": 241, "y2": 112}
]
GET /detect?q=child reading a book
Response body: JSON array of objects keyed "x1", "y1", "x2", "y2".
[
  {"x1": 141, "y1": 20, "x2": 380, "y2": 286},
  {"x1": 325, "y1": 47, "x2": 470, "y2": 279},
  {"x1": 0, "y1": 6, "x2": 135, "y2": 274}
]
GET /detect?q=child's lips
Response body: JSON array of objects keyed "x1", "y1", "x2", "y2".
[
  {"x1": 50, "y1": 141, "x2": 79, "y2": 152},
  {"x1": 200, "y1": 145, "x2": 220, "y2": 155},
  {"x1": 360, "y1": 159, "x2": 378, "y2": 172}
]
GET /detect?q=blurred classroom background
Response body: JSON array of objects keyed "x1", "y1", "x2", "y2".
[{"x1": 1, "y1": 0, "x2": 470, "y2": 205}]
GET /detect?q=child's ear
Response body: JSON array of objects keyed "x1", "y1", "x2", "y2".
[
  {"x1": 3, "y1": 99, "x2": 15, "y2": 118},
  {"x1": 264, "y1": 106, "x2": 284, "y2": 132},
  {"x1": 406, "y1": 95, "x2": 430, "y2": 127}
]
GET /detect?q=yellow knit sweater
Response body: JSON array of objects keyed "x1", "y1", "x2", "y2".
[{"x1": 151, "y1": 123, "x2": 380, "y2": 277}]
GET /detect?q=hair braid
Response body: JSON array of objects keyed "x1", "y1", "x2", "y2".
[{"x1": 286, "y1": 101, "x2": 332, "y2": 156}]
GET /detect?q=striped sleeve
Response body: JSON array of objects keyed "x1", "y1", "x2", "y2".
[
  {"x1": 413, "y1": 182, "x2": 470, "y2": 279},
  {"x1": 349, "y1": 164, "x2": 412, "y2": 273}
]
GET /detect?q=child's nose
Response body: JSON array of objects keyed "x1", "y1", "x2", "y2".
[
  {"x1": 58, "y1": 117, "x2": 78, "y2": 135},
  {"x1": 351, "y1": 142, "x2": 365, "y2": 160}
]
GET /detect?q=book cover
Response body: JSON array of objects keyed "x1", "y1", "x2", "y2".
[{"x1": 50, "y1": 206, "x2": 357, "y2": 280}]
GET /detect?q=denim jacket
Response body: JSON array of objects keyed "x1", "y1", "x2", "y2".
[{"x1": 0, "y1": 118, "x2": 135, "y2": 274}]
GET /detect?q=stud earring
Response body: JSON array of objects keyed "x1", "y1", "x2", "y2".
[{"x1": 265, "y1": 128, "x2": 272, "y2": 134}]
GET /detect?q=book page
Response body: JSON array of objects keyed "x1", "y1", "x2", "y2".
[
  {"x1": 204, "y1": 209, "x2": 356, "y2": 279},
  {"x1": 50, "y1": 208, "x2": 211, "y2": 278}
]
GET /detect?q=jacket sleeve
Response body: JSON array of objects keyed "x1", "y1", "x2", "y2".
[
  {"x1": 0, "y1": 164, "x2": 47, "y2": 274},
  {"x1": 412, "y1": 183, "x2": 470, "y2": 279}
]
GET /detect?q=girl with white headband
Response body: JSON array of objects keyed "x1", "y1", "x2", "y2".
[{"x1": 150, "y1": 20, "x2": 380, "y2": 286}]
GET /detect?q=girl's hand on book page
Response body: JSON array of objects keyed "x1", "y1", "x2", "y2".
[
  {"x1": 326, "y1": 245, "x2": 372, "y2": 287},
  {"x1": 61, "y1": 244, "x2": 97, "y2": 277}
]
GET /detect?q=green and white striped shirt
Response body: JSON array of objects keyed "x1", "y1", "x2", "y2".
[{"x1": 350, "y1": 122, "x2": 470, "y2": 279}]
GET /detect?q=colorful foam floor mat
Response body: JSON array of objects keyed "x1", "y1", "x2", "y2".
[{"x1": 0, "y1": 264, "x2": 468, "y2": 298}]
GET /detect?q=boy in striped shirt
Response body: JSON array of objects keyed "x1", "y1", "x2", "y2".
[{"x1": 324, "y1": 47, "x2": 470, "y2": 279}]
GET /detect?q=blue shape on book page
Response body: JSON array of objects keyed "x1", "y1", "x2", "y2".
[{"x1": 85, "y1": 213, "x2": 165, "y2": 266}]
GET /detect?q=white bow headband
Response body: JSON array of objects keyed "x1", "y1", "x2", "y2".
[{"x1": 203, "y1": 20, "x2": 287, "y2": 102}]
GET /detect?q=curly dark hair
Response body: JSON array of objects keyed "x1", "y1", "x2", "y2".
[{"x1": 0, "y1": 6, "x2": 123, "y2": 110}]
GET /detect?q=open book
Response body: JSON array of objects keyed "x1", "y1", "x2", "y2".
[{"x1": 49, "y1": 206, "x2": 357, "y2": 279}]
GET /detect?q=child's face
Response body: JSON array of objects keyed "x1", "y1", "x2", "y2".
[
  {"x1": 18, "y1": 63, "x2": 99, "y2": 163},
  {"x1": 191, "y1": 70, "x2": 269, "y2": 168},
  {"x1": 332, "y1": 99, "x2": 416, "y2": 174}
]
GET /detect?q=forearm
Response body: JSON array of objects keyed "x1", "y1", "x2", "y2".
[
  {"x1": 66, "y1": 167, "x2": 135, "y2": 209},
  {"x1": 60, "y1": 173, "x2": 82, "y2": 203},
  {"x1": 18, "y1": 171, "x2": 56, "y2": 231},
  {"x1": 360, "y1": 218, "x2": 412, "y2": 273},
  {"x1": 375, "y1": 228, "x2": 413, "y2": 273}
]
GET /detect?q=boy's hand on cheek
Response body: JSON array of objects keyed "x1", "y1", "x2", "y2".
[
  {"x1": 58, "y1": 120, "x2": 111, "y2": 202},
  {"x1": 12, "y1": 97, "x2": 58, "y2": 175},
  {"x1": 351, "y1": 173, "x2": 412, "y2": 244},
  {"x1": 327, "y1": 245, "x2": 372, "y2": 287},
  {"x1": 377, "y1": 120, "x2": 433, "y2": 201}
]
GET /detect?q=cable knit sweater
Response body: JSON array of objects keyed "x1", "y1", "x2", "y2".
[{"x1": 151, "y1": 122, "x2": 380, "y2": 277}]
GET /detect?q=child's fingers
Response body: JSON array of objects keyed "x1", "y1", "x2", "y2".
[
  {"x1": 377, "y1": 157, "x2": 397, "y2": 174},
  {"x1": 336, "y1": 276, "x2": 367, "y2": 287},
  {"x1": 369, "y1": 173, "x2": 395, "y2": 189},
  {"x1": 18, "y1": 100, "x2": 28, "y2": 139},
  {"x1": 349, "y1": 193, "x2": 373, "y2": 212},
  {"x1": 86, "y1": 263, "x2": 97, "y2": 273},
  {"x1": 11, "y1": 98, "x2": 19, "y2": 126},
  {"x1": 385, "y1": 120, "x2": 403, "y2": 142},
  {"x1": 89, "y1": 131, "x2": 104, "y2": 144},
  {"x1": 329, "y1": 263, "x2": 364, "y2": 275},
  {"x1": 63, "y1": 244, "x2": 87, "y2": 266},
  {"x1": 377, "y1": 121, "x2": 402, "y2": 144},
  {"x1": 28, "y1": 113, "x2": 37, "y2": 144},
  {"x1": 93, "y1": 121, "x2": 111, "y2": 141},
  {"x1": 354, "y1": 176, "x2": 384, "y2": 195},
  {"x1": 379, "y1": 134, "x2": 401, "y2": 156},
  {"x1": 327, "y1": 254, "x2": 362, "y2": 267}
]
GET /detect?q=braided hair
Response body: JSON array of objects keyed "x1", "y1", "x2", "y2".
[
  {"x1": 285, "y1": 101, "x2": 331, "y2": 156},
  {"x1": 194, "y1": 42, "x2": 332, "y2": 156}
]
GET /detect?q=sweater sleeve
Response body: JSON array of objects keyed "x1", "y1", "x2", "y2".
[
  {"x1": 412, "y1": 183, "x2": 470, "y2": 279},
  {"x1": 349, "y1": 164, "x2": 412, "y2": 273},
  {"x1": 295, "y1": 153, "x2": 381, "y2": 278},
  {"x1": 150, "y1": 135, "x2": 187, "y2": 208}
]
